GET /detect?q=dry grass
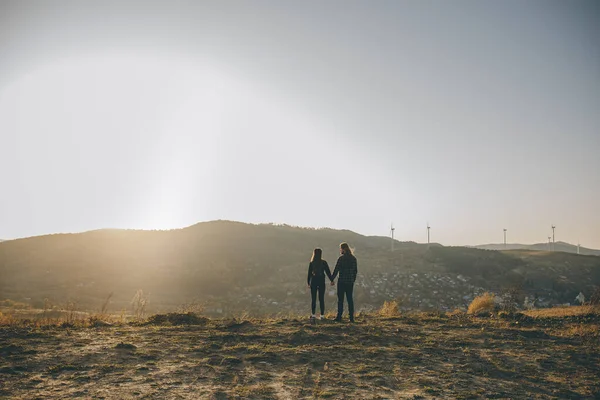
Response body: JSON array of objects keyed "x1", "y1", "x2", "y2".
[
  {"x1": 467, "y1": 292, "x2": 495, "y2": 315},
  {"x1": 524, "y1": 305, "x2": 600, "y2": 318},
  {"x1": 562, "y1": 323, "x2": 599, "y2": 339},
  {"x1": 378, "y1": 300, "x2": 401, "y2": 317},
  {"x1": 446, "y1": 308, "x2": 465, "y2": 317},
  {"x1": 1, "y1": 312, "x2": 599, "y2": 399},
  {"x1": 0, "y1": 299, "x2": 30, "y2": 309},
  {"x1": 0, "y1": 309, "x2": 121, "y2": 328},
  {"x1": 0, "y1": 310, "x2": 205, "y2": 328},
  {"x1": 0, "y1": 311, "x2": 18, "y2": 325}
]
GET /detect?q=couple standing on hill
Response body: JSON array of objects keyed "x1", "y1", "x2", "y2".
[{"x1": 307, "y1": 242, "x2": 358, "y2": 322}]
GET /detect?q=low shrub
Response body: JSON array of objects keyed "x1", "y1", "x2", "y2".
[
  {"x1": 378, "y1": 300, "x2": 401, "y2": 317},
  {"x1": 144, "y1": 312, "x2": 209, "y2": 326},
  {"x1": 467, "y1": 292, "x2": 496, "y2": 315}
]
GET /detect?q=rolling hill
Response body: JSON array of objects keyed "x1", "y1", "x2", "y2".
[
  {"x1": 474, "y1": 241, "x2": 600, "y2": 256},
  {"x1": 1, "y1": 221, "x2": 599, "y2": 316}
]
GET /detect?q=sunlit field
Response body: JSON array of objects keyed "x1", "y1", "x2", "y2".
[
  {"x1": 1, "y1": 306, "x2": 599, "y2": 399},
  {"x1": 2, "y1": 1, "x2": 599, "y2": 399}
]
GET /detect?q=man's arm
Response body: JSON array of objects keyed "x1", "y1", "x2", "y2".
[{"x1": 331, "y1": 257, "x2": 342, "y2": 281}]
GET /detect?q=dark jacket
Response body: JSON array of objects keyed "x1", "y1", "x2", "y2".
[
  {"x1": 332, "y1": 253, "x2": 358, "y2": 284},
  {"x1": 307, "y1": 260, "x2": 333, "y2": 286}
]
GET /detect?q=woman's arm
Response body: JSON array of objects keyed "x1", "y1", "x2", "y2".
[
  {"x1": 324, "y1": 261, "x2": 334, "y2": 281},
  {"x1": 307, "y1": 263, "x2": 312, "y2": 286}
]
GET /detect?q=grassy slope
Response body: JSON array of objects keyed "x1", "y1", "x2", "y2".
[{"x1": 1, "y1": 310, "x2": 599, "y2": 399}]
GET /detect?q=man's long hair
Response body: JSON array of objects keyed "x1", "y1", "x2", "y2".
[
  {"x1": 311, "y1": 248, "x2": 323, "y2": 262},
  {"x1": 340, "y1": 242, "x2": 353, "y2": 255}
]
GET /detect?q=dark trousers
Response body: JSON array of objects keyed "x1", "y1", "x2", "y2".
[
  {"x1": 310, "y1": 279, "x2": 326, "y2": 315},
  {"x1": 337, "y1": 281, "x2": 355, "y2": 320}
]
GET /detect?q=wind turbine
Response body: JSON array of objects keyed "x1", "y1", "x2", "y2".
[
  {"x1": 427, "y1": 223, "x2": 431, "y2": 245},
  {"x1": 390, "y1": 223, "x2": 395, "y2": 252},
  {"x1": 551, "y1": 225, "x2": 556, "y2": 251},
  {"x1": 503, "y1": 228, "x2": 507, "y2": 249}
]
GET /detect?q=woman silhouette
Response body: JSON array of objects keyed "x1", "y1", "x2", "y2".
[{"x1": 307, "y1": 248, "x2": 333, "y2": 320}]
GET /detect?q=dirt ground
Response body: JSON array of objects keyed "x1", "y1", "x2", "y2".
[{"x1": 1, "y1": 313, "x2": 599, "y2": 399}]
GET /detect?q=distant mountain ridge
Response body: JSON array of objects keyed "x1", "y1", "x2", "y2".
[
  {"x1": 1, "y1": 220, "x2": 599, "y2": 316},
  {"x1": 473, "y1": 241, "x2": 600, "y2": 256}
]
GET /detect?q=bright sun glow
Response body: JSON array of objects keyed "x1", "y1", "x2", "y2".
[
  {"x1": 1, "y1": 52, "x2": 370, "y2": 232},
  {"x1": 0, "y1": 53, "x2": 238, "y2": 230}
]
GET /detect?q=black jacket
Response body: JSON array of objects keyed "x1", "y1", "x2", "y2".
[{"x1": 307, "y1": 260, "x2": 333, "y2": 286}]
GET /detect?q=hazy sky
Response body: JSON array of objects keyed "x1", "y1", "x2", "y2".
[{"x1": 1, "y1": 1, "x2": 599, "y2": 247}]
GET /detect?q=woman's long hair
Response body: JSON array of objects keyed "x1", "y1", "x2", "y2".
[
  {"x1": 340, "y1": 242, "x2": 353, "y2": 255},
  {"x1": 311, "y1": 248, "x2": 322, "y2": 263}
]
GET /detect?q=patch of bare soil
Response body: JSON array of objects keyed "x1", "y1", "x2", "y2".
[{"x1": 1, "y1": 314, "x2": 599, "y2": 399}]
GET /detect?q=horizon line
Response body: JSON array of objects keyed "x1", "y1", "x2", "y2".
[{"x1": 0, "y1": 219, "x2": 596, "y2": 251}]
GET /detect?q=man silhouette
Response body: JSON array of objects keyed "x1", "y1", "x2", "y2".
[{"x1": 331, "y1": 242, "x2": 358, "y2": 322}]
